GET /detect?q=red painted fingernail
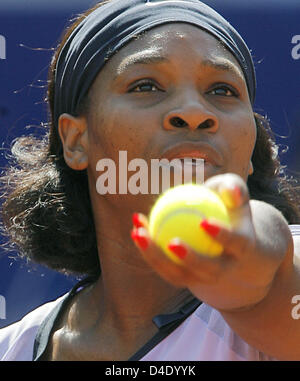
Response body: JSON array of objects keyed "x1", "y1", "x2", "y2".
[
  {"x1": 131, "y1": 229, "x2": 149, "y2": 250},
  {"x1": 167, "y1": 243, "x2": 187, "y2": 259},
  {"x1": 232, "y1": 186, "x2": 242, "y2": 202},
  {"x1": 200, "y1": 220, "x2": 221, "y2": 237},
  {"x1": 132, "y1": 213, "x2": 144, "y2": 228}
]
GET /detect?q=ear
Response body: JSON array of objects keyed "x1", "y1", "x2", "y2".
[{"x1": 58, "y1": 113, "x2": 89, "y2": 170}]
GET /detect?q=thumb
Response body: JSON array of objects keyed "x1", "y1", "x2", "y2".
[
  {"x1": 204, "y1": 173, "x2": 253, "y2": 231},
  {"x1": 204, "y1": 173, "x2": 250, "y2": 210}
]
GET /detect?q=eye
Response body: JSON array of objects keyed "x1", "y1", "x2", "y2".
[
  {"x1": 128, "y1": 80, "x2": 161, "y2": 93},
  {"x1": 209, "y1": 84, "x2": 239, "y2": 97}
]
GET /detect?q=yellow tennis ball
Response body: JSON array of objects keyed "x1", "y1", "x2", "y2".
[{"x1": 148, "y1": 183, "x2": 231, "y2": 263}]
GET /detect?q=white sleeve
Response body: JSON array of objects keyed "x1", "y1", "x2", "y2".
[
  {"x1": 289, "y1": 224, "x2": 300, "y2": 236},
  {"x1": 0, "y1": 296, "x2": 65, "y2": 361}
]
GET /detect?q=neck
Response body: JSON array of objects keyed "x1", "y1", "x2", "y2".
[
  {"x1": 71, "y1": 198, "x2": 193, "y2": 338},
  {"x1": 92, "y1": 236, "x2": 192, "y2": 332}
]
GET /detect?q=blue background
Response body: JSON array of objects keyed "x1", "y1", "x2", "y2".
[{"x1": 0, "y1": 0, "x2": 299, "y2": 327}]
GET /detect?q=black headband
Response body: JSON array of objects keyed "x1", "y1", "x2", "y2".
[{"x1": 54, "y1": 0, "x2": 256, "y2": 128}]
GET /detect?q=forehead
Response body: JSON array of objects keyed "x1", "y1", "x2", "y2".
[{"x1": 106, "y1": 23, "x2": 244, "y2": 77}]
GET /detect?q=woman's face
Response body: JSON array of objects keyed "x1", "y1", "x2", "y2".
[{"x1": 85, "y1": 23, "x2": 256, "y2": 214}]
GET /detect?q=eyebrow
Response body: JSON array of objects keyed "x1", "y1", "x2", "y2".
[
  {"x1": 201, "y1": 58, "x2": 243, "y2": 77},
  {"x1": 115, "y1": 51, "x2": 243, "y2": 80},
  {"x1": 115, "y1": 50, "x2": 169, "y2": 79}
]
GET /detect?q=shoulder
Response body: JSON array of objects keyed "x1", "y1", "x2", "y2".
[{"x1": 0, "y1": 294, "x2": 66, "y2": 361}]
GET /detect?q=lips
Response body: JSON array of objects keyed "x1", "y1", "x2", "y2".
[{"x1": 159, "y1": 142, "x2": 222, "y2": 167}]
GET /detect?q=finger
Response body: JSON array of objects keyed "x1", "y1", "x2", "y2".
[
  {"x1": 131, "y1": 227, "x2": 192, "y2": 287},
  {"x1": 132, "y1": 212, "x2": 149, "y2": 229},
  {"x1": 204, "y1": 173, "x2": 254, "y2": 234},
  {"x1": 204, "y1": 173, "x2": 249, "y2": 209},
  {"x1": 199, "y1": 218, "x2": 255, "y2": 258},
  {"x1": 132, "y1": 214, "x2": 207, "y2": 283},
  {"x1": 167, "y1": 237, "x2": 232, "y2": 284}
]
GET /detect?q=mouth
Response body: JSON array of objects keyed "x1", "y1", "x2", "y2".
[
  {"x1": 160, "y1": 142, "x2": 222, "y2": 167},
  {"x1": 159, "y1": 142, "x2": 222, "y2": 182}
]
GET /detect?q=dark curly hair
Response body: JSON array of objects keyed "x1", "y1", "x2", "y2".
[{"x1": 1, "y1": 0, "x2": 300, "y2": 279}]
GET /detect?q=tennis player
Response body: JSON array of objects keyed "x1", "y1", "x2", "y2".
[{"x1": 1, "y1": 0, "x2": 300, "y2": 361}]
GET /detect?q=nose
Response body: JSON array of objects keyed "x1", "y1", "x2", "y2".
[{"x1": 163, "y1": 96, "x2": 219, "y2": 132}]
